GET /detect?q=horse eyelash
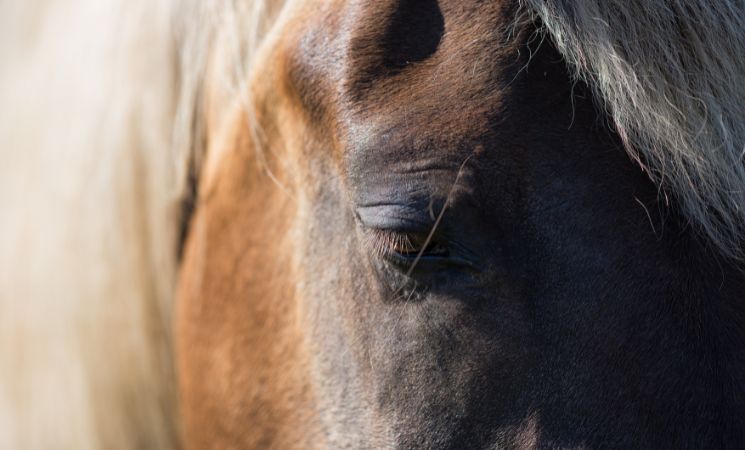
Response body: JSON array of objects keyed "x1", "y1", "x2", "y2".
[{"x1": 362, "y1": 228, "x2": 420, "y2": 259}]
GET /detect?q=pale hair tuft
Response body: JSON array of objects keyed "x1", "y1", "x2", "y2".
[
  {"x1": 0, "y1": 0, "x2": 277, "y2": 448},
  {"x1": 524, "y1": 0, "x2": 745, "y2": 259}
]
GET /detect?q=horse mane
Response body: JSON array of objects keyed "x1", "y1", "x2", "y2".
[
  {"x1": 524, "y1": 0, "x2": 745, "y2": 259},
  {"x1": 0, "y1": 0, "x2": 279, "y2": 448}
]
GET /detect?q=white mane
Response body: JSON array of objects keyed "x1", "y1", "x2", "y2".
[
  {"x1": 0, "y1": 0, "x2": 183, "y2": 448},
  {"x1": 0, "y1": 0, "x2": 281, "y2": 446}
]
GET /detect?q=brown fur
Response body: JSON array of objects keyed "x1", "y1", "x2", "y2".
[
  {"x1": 177, "y1": 108, "x2": 321, "y2": 448},
  {"x1": 179, "y1": 0, "x2": 553, "y2": 446},
  {"x1": 177, "y1": 8, "x2": 324, "y2": 445}
]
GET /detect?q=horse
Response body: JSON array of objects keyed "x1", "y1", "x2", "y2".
[{"x1": 3, "y1": 0, "x2": 745, "y2": 448}]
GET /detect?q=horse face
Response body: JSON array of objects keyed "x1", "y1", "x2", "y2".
[{"x1": 179, "y1": 0, "x2": 745, "y2": 447}]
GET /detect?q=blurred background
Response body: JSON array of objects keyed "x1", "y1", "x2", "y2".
[{"x1": 1, "y1": 1, "x2": 181, "y2": 448}]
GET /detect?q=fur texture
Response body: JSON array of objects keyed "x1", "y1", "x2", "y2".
[{"x1": 524, "y1": 0, "x2": 745, "y2": 259}]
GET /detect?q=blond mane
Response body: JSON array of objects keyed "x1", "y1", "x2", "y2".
[
  {"x1": 0, "y1": 0, "x2": 278, "y2": 448},
  {"x1": 2, "y1": 0, "x2": 744, "y2": 448}
]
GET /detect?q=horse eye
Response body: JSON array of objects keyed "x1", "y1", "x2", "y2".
[{"x1": 394, "y1": 233, "x2": 449, "y2": 258}]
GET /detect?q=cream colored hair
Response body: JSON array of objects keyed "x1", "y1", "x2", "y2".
[
  {"x1": 0, "y1": 0, "x2": 277, "y2": 448},
  {"x1": 1, "y1": 0, "x2": 743, "y2": 448}
]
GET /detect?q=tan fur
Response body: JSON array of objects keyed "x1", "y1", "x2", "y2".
[{"x1": 177, "y1": 106, "x2": 322, "y2": 449}]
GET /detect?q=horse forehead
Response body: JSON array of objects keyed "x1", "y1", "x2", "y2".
[{"x1": 282, "y1": 0, "x2": 518, "y2": 128}]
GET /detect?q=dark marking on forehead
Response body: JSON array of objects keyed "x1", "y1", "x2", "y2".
[
  {"x1": 341, "y1": 0, "x2": 522, "y2": 108},
  {"x1": 381, "y1": 0, "x2": 444, "y2": 69},
  {"x1": 281, "y1": 0, "x2": 525, "y2": 137},
  {"x1": 342, "y1": 0, "x2": 447, "y2": 98}
]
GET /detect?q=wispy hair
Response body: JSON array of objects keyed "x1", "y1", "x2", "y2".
[
  {"x1": 0, "y1": 0, "x2": 277, "y2": 448},
  {"x1": 524, "y1": 0, "x2": 745, "y2": 259}
]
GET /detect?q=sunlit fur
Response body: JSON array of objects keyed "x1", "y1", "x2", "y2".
[{"x1": 3, "y1": 0, "x2": 745, "y2": 447}]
